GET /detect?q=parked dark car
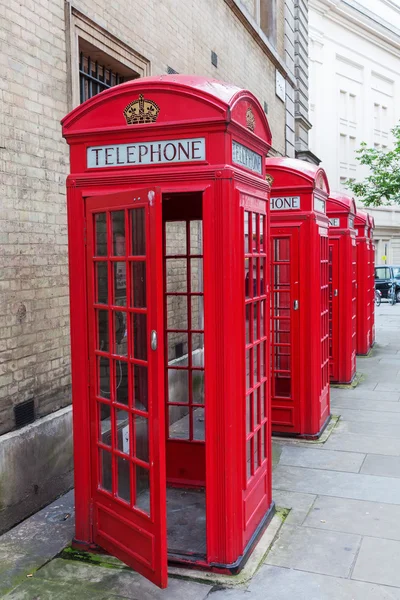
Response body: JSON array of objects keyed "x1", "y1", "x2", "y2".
[{"x1": 375, "y1": 265, "x2": 400, "y2": 302}]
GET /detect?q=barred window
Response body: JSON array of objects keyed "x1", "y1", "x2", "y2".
[{"x1": 79, "y1": 39, "x2": 139, "y2": 104}]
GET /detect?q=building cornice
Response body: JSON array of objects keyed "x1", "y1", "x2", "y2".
[{"x1": 309, "y1": 0, "x2": 400, "y2": 57}]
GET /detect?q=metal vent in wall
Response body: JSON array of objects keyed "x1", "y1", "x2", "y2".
[
  {"x1": 14, "y1": 398, "x2": 35, "y2": 429},
  {"x1": 167, "y1": 66, "x2": 178, "y2": 74}
]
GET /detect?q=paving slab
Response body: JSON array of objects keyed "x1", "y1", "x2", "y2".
[
  {"x1": 361, "y1": 454, "x2": 400, "y2": 478},
  {"x1": 0, "y1": 490, "x2": 75, "y2": 596},
  {"x1": 330, "y1": 389, "x2": 400, "y2": 402},
  {"x1": 375, "y1": 382, "x2": 400, "y2": 393},
  {"x1": 352, "y1": 537, "x2": 400, "y2": 587},
  {"x1": 337, "y1": 408, "x2": 400, "y2": 425},
  {"x1": 303, "y1": 496, "x2": 400, "y2": 540},
  {"x1": 273, "y1": 465, "x2": 400, "y2": 504},
  {"x1": 278, "y1": 445, "x2": 365, "y2": 473},
  {"x1": 332, "y1": 398, "x2": 400, "y2": 412},
  {"x1": 35, "y1": 558, "x2": 212, "y2": 600},
  {"x1": 323, "y1": 431, "x2": 400, "y2": 456},
  {"x1": 2, "y1": 579, "x2": 122, "y2": 600},
  {"x1": 223, "y1": 564, "x2": 400, "y2": 600},
  {"x1": 338, "y1": 419, "x2": 400, "y2": 439},
  {"x1": 265, "y1": 524, "x2": 361, "y2": 577},
  {"x1": 271, "y1": 490, "x2": 316, "y2": 525}
]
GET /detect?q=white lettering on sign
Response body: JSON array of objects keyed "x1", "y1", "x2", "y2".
[
  {"x1": 329, "y1": 218, "x2": 340, "y2": 227},
  {"x1": 232, "y1": 141, "x2": 262, "y2": 174},
  {"x1": 270, "y1": 196, "x2": 300, "y2": 211},
  {"x1": 87, "y1": 138, "x2": 205, "y2": 168},
  {"x1": 314, "y1": 197, "x2": 326, "y2": 213}
]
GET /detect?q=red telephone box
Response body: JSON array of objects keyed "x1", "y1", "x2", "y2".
[
  {"x1": 368, "y1": 214, "x2": 376, "y2": 345},
  {"x1": 355, "y1": 210, "x2": 372, "y2": 355},
  {"x1": 326, "y1": 193, "x2": 357, "y2": 384},
  {"x1": 265, "y1": 158, "x2": 330, "y2": 438},
  {"x1": 62, "y1": 76, "x2": 274, "y2": 588}
]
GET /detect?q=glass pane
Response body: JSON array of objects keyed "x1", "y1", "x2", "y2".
[
  {"x1": 191, "y1": 296, "x2": 203, "y2": 330},
  {"x1": 100, "y1": 450, "x2": 112, "y2": 492},
  {"x1": 246, "y1": 394, "x2": 251, "y2": 433},
  {"x1": 95, "y1": 213, "x2": 107, "y2": 256},
  {"x1": 114, "y1": 311, "x2": 127, "y2": 356},
  {"x1": 260, "y1": 215, "x2": 265, "y2": 252},
  {"x1": 191, "y1": 333, "x2": 204, "y2": 367},
  {"x1": 252, "y1": 213, "x2": 257, "y2": 251},
  {"x1": 244, "y1": 211, "x2": 249, "y2": 254},
  {"x1": 165, "y1": 221, "x2": 186, "y2": 255},
  {"x1": 116, "y1": 409, "x2": 130, "y2": 454},
  {"x1": 166, "y1": 259, "x2": 187, "y2": 293},
  {"x1": 190, "y1": 258, "x2": 203, "y2": 292},
  {"x1": 99, "y1": 402, "x2": 111, "y2": 446},
  {"x1": 261, "y1": 341, "x2": 267, "y2": 378},
  {"x1": 133, "y1": 364, "x2": 148, "y2": 412},
  {"x1": 96, "y1": 262, "x2": 108, "y2": 304},
  {"x1": 117, "y1": 456, "x2": 130, "y2": 504},
  {"x1": 260, "y1": 258, "x2": 266, "y2": 296},
  {"x1": 167, "y1": 296, "x2": 188, "y2": 330},
  {"x1": 254, "y1": 431, "x2": 260, "y2": 469},
  {"x1": 260, "y1": 300, "x2": 266, "y2": 338},
  {"x1": 135, "y1": 415, "x2": 149, "y2": 463},
  {"x1": 192, "y1": 371, "x2": 205, "y2": 405},
  {"x1": 115, "y1": 360, "x2": 129, "y2": 405},
  {"x1": 262, "y1": 423, "x2": 267, "y2": 459},
  {"x1": 190, "y1": 220, "x2": 202, "y2": 255},
  {"x1": 246, "y1": 440, "x2": 252, "y2": 480},
  {"x1": 131, "y1": 208, "x2": 146, "y2": 256},
  {"x1": 133, "y1": 313, "x2": 147, "y2": 361},
  {"x1": 98, "y1": 357, "x2": 111, "y2": 399},
  {"x1": 254, "y1": 302, "x2": 259, "y2": 341},
  {"x1": 246, "y1": 350, "x2": 250, "y2": 391},
  {"x1": 114, "y1": 262, "x2": 127, "y2": 306},
  {"x1": 135, "y1": 465, "x2": 150, "y2": 514},
  {"x1": 169, "y1": 405, "x2": 189, "y2": 439},
  {"x1": 255, "y1": 387, "x2": 260, "y2": 426},
  {"x1": 245, "y1": 303, "x2": 251, "y2": 345},
  {"x1": 112, "y1": 211, "x2": 125, "y2": 256},
  {"x1": 193, "y1": 407, "x2": 205, "y2": 441},
  {"x1": 255, "y1": 258, "x2": 260, "y2": 297},
  {"x1": 167, "y1": 332, "x2": 188, "y2": 365},
  {"x1": 132, "y1": 262, "x2": 146, "y2": 308},
  {"x1": 245, "y1": 258, "x2": 251, "y2": 299},
  {"x1": 275, "y1": 238, "x2": 290, "y2": 262},
  {"x1": 168, "y1": 369, "x2": 189, "y2": 403},
  {"x1": 97, "y1": 310, "x2": 109, "y2": 352},
  {"x1": 254, "y1": 344, "x2": 259, "y2": 384}
]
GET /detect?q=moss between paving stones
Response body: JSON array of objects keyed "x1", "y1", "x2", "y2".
[{"x1": 330, "y1": 372, "x2": 365, "y2": 389}]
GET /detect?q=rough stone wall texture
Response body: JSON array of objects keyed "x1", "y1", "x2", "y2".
[{"x1": 0, "y1": 0, "x2": 286, "y2": 435}]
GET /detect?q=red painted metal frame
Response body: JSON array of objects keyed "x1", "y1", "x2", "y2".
[
  {"x1": 368, "y1": 214, "x2": 376, "y2": 345},
  {"x1": 355, "y1": 210, "x2": 372, "y2": 355},
  {"x1": 265, "y1": 158, "x2": 331, "y2": 438},
  {"x1": 62, "y1": 76, "x2": 273, "y2": 587},
  {"x1": 327, "y1": 193, "x2": 357, "y2": 384}
]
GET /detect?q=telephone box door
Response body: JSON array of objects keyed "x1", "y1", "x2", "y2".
[
  {"x1": 329, "y1": 239, "x2": 340, "y2": 381},
  {"x1": 271, "y1": 228, "x2": 300, "y2": 432},
  {"x1": 86, "y1": 188, "x2": 167, "y2": 588}
]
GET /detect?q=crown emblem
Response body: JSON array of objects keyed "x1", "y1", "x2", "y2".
[
  {"x1": 265, "y1": 173, "x2": 274, "y2": 186},
  {"x1": 246, "y1": 106, "x2": 256, "y2": 132},
  {"x1": 123, "y1": 94, "x2": 160, "y2": 125}
]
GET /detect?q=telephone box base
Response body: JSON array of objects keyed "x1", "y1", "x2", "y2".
[{"x1": 272, "y1": 415, "x2": 331, "y2": 441}]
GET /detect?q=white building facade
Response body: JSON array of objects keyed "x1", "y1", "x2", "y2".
[{"x1": 308, "y1": 0, "x2": 400, "y2": 264}]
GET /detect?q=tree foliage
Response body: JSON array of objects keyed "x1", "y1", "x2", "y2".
[{"x1": 345, "y1": 124, "x2": 400, "y2": 206}]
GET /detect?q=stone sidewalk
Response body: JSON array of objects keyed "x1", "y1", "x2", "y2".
[{"x1": 2, "y1": 302, "x2": 400, "y2": 598}]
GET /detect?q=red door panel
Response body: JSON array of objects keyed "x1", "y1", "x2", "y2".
[
  {"x1": 271, "y1": 228, "x2": 300, "y2": 433},
  {"x1": 86, "y1": 188, "x2": 167, "y2": 588},
  {"x1": 329, "y1": 239, "x2": 340, "y2": 382}
]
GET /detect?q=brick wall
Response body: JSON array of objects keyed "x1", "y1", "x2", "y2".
[{"x1": 0, "y1": 0, "x2": 287, "y2": 435}]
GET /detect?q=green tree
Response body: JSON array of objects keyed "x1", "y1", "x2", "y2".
[{"x1": 345, "y1": 124, "x2": 400, "y2": 206}]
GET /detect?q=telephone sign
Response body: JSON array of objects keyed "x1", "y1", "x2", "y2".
[{"x1": 270, "y1": 196, "x2": 300, "y2": 211}]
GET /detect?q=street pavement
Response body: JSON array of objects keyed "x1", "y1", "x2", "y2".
[{"x1": 2, "y1": 302, "x2": 400, "y2": 599}]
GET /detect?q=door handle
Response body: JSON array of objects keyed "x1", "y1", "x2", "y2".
[
  {"x1": 293, "y1": 300, "x2": 299, "y2": 310},
  {"x1": 150, "y1": 330, "x2": 157, "y2": 351},
  {"x1": 334, "y1": 289, "x2": 338, "y2": 296}
]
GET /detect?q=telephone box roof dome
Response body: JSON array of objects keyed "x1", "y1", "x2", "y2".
[
  {"x1": 265, "y1": 157, "x2": 329, "y2": 193},
  {"x1": 328, "y1": 191, "x2": 357, "y2": 216},
  {"x1": 355, "y1": 209, "x2": 368, "y2": 226},
  {"x1": 367, "y1": 213, "x2": 375, "y2": 229},
  {"x1": 62, "y1": 74, "x2": 271, "y2": 144}
]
